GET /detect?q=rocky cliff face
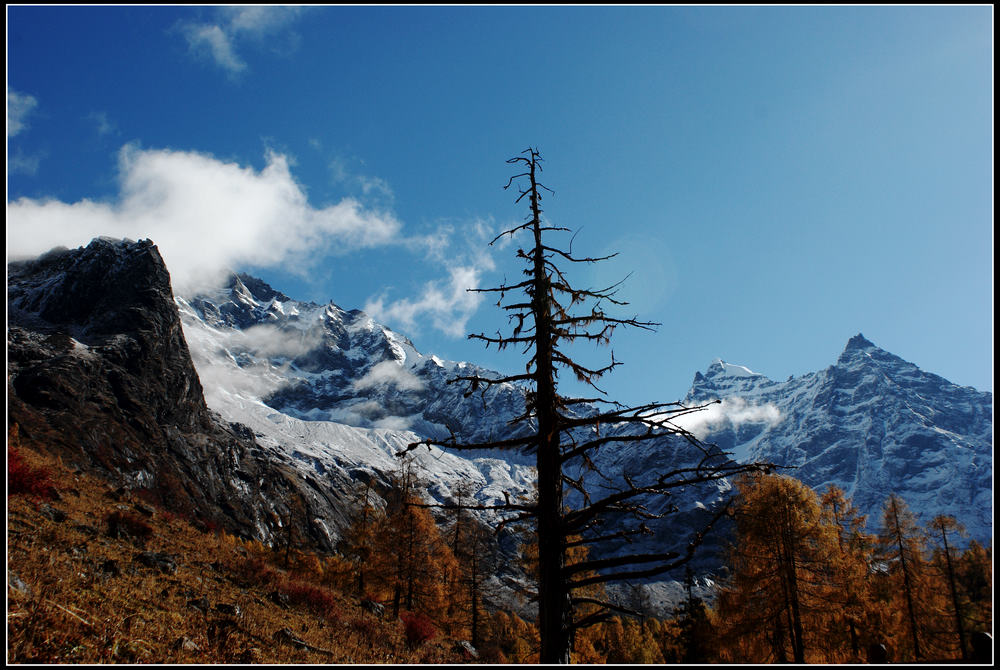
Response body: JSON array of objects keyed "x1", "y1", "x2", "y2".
[{"x1": 7, "y1": 239, "x2": 347, "y2": 551}]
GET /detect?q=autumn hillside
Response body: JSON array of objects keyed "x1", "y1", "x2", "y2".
[
  {"x1": 8, "y1": 427, "x2": 993, "y2": 665},
  {"x1": 6, "y1": 437, "x2": 478, "y2": 664}
]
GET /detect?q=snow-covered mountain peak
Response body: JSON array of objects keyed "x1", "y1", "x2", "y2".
[
  {"x1": 707, "y1": 359, "x2": 765, "y2": 379},
  {"x1": 179, "y1": 272, "x2": 529, "y2": 443},
  {"x1": 843, "y1": 332, "x2": 876, "y2": 352},
  {"x1": 836, "y1": 332, "x2": 903, "y2": 369},
  {"x1": 683, "y1": 334, "x2": 992, "y2": 545},
  {"x1": 690, "y1": 359, "x2": 775, "y2": 400}
]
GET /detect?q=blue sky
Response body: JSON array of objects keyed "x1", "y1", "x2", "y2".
[{"x1": 7, "y1": 5, "x2": 993, "y2": 405}]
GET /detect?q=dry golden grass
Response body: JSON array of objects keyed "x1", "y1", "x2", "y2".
[{"x1": 6, "y1": 445, "x2": 470, "y2": 664}]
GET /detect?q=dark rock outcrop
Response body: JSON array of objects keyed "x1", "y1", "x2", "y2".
[{"x1": 7, "y1": 238, "x2": 335, "y2": 552}]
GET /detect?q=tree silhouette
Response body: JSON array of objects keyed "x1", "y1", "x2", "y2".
[{"x1": 402, "y1": 148, "x2": 770, "y2": 663}]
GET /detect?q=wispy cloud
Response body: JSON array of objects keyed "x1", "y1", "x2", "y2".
[
  {"x1": 670, "y1": 397, "x2": 782, "y2": 439},
  {"x1": 178, "y1": 7, "x2": 303, "y2": 76},
  {"x1": 323, "y1": 153, "x2": 500, "y2": 339},
  {"x1": 88, "y1": 111, "x2": 117, "y2": 137},
  {"x1": 352, "y1": 360, "x2": 426, "y2": 392},
  {"x1": 363, "y1": 217, "x2": 499, "y2": 338},
  {"x1": 230, "y1": 323, "x2": 325, "y2": 361},
  {"x1": 9, "y1": 149, "x2": 43, "y2": 176},
  {"x1": 182, "y1": 23, "x2": 246, "y2": 74},
  {"x1": 6, "y1": 145, "x2": 402, "y2": 295},
  {"x1": 8, "y1": 89, "x2": 38, "y2": 137},
  {"x1": 328, "y1": 156, "x2": 395, "y2": 205}
]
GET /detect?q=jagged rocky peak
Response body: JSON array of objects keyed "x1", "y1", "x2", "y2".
[
  {"x1": 844, "y1": 332, "x2": 876, "y2": 351},
  {"x1": 8, "y1": 238, "x2": 364, "y2": 553},
  {"x1": 681, "y1": 332, "x2": 992, "y2": 545},
  {"x1": 690, "y1": 358, "x2": 771, "y2": 398},
  {"x1": 836, "y1": 332, "x2": 898, "y2": 366},
  {"x1": 8, "y1": 236, "x2": 218, "y2": 433},
  {"x1": 8, "y1": 237, "x2": 176, "y2": 339},
  {"x1": 231, "y1": 272, "x2": 291, "y2": 304},
  {"x1": 705, "y1": 358, "x2": 765, "y2": 379}
]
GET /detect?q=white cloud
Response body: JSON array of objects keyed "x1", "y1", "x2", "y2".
[
  {"x1": 365, "y1": 265, "x2": 486, "y2": 339},
  {"x1": 179, "y1": 7, "x2": 303, "y2": 75},
  {"x1": 363, "y1": 217, "x2": 500, "y2": 338},
  {"x1": 670, "y1": 397, "x2": 782, "y2": 439},
  {"x1": 6, "y1": 145, "x2": 402, "y2": 295},
  {"x1": 9, "y1": 149, "x2": 42, "y2": 175},
  {"x1": 352, "y1": 360, "x2": 426, "y2": 392},
  {"x1": 88, "y1": 111, "x2": 116, "y2": 136},
  {"x1": 329, "y1": 157, "x2": 395, "y2": 204},
  {"x1": 8, "y1": 89, "x2": 38, "y2": 137},
  {"x1": 182, "y1": 23, "x2": 246, "y2": 73},
  {"x1": 372, "y1": 415, "x2": 419, "y2": 431},
  {"x1": 223, "y1": 6, "x2": 302, "y2": 36},
  {"x1": 230, "y1": 323, "x2": 325, "y2": 360},
  {"x1": 7, "y1": 139, "x2": 500, "y2": 340}
]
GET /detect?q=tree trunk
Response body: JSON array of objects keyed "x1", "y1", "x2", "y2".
[
  {"x1": 938, "y1": 525, "x2": 968, "y2": 660},
  {"x1": 891, "y1": 502, "x2": 922, "y2": 660},
  {"x1": 527, "y1": 153, "x2": 571, "y2": 664}
]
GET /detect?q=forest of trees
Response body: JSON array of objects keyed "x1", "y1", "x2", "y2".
[{"x1": 326, "y1": 467, "x2": 991, "y2": 664}]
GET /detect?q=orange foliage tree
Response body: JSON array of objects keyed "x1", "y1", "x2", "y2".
[{"x1": 716, "y1": 473, "x2": 852, "y2": 663}]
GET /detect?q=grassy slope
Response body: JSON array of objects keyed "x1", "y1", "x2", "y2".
[{"x1": 6, "y1": 444, "x2": 472, "y2": 664}]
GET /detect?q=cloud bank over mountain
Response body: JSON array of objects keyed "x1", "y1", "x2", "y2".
[{"x1": 6, "y1": 144, "x2": 494, "y2": 337}]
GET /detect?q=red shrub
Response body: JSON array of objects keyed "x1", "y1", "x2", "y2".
[
  {"x1": 351, "y1": 617, "x2": 379, "y2": 642},
  {"x1": 400, "y1": 612, "x2": 436, "y2": 648},
  {"x1": 279, "y1": 579, "x2": 341, "y2": 621},
  {"x1": 8, "y1": 447, "x2": 56, "y2": 499}
]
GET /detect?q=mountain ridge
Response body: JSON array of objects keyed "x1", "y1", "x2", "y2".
[
  {"x1": 683, "y1": 332, "x2": 992, "y2": 543},
  {"x1": 7, "y1": 239, "x2": 992, "y2": 615}
]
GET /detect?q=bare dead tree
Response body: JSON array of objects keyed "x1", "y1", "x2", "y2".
[{"x1": 401, "y1": 148, "x2": 771, "y2": 663}]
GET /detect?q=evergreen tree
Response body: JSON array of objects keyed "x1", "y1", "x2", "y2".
[
  {"x1": 674, "y1": 567, "x2": 714, "y2": 663},
  {"x1": 338, "y1": 474, "x2": 383, "y2": 598},
  {"x1": 955, "y1": 539, "x2": 992, "y2": 635},
  {"x1": 444, "y1": 483, "x2": 502, "y2": 646}
]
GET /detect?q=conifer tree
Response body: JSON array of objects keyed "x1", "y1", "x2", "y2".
[
  {"x1": 401, "y1": 148, "x2": 770, "y2": 662},
  {"x1": 717, "y1": 473, "x2": 841, "y2": 663},
  {"x1": 820, "y1": 484, "x2": 876, "y2": 660},
  {"x1": 674, "y1": 566, "x2": 714, "y2": 663},
  {"x1": 927, "y1": 514, "x2": 969, "y2": 660},
  {"x1": 338, "y1": 474, "x2": 382, "y2": 598},
  {"x1": 877, "y1": 493, "x2": 929, "y2": 661},
  {"x1": 379, "y1": 458, "x2": 459, "y2": 620},
  {"x1": 444, "y1": 483, "x2": 502, "y2": 646},
  {"x1": 955, "y1": 539, "x2": 992, "y2": 634}
]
